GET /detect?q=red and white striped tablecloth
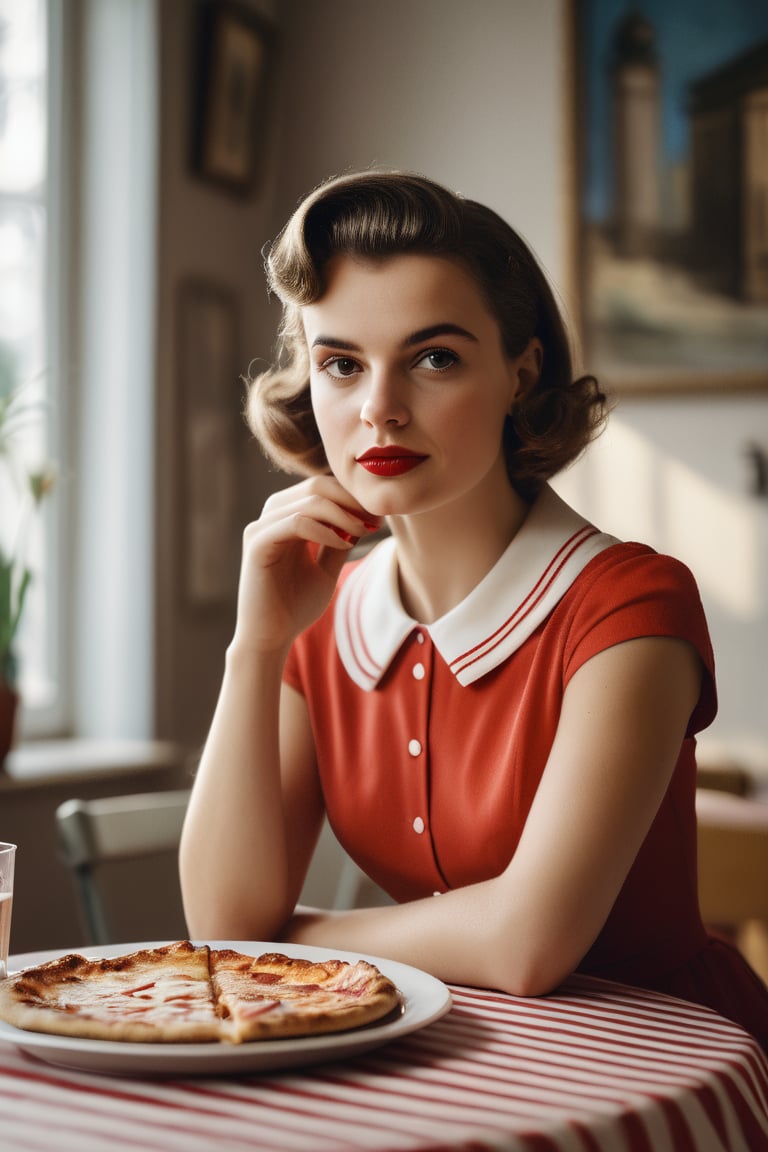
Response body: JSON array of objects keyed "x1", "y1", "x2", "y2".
[{"x1": 1, "y1": 973, "x2": 766, "y2": 1152}]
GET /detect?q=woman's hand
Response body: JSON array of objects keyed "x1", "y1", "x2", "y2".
[{"x1": 232, "y1": 475, "x2": 381, "y2": 655}]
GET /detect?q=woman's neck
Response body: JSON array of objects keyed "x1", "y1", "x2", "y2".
[{"x1": 388, "y1": 479, "x2": 531, "y2": 625}]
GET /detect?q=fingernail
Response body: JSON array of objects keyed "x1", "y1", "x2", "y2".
[{"x1": 331, "y1": 527, "x2": 359, "y2": 545}]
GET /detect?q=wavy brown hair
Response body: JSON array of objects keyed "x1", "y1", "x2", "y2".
[{"x1": 246, "y1": 171, "x2": 607, "y2": 500}]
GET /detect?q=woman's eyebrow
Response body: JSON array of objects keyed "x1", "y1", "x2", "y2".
[
  {"x1": 404, "y1": 323, "x2": 478, "y2": 346},
  {"x1": 311, "y1": 335, "x2": 360, "y2": 350},
  {"x1": 311, "y1": 324, "x2": 478, "y2": 351}
]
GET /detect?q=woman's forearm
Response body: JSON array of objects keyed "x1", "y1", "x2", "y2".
[
  {"x1": 281, "y1": 879, "x2": 571, "y2": 997},
  {"x1": 179, "y1": 642, "x2": 293, "y2": 940}
]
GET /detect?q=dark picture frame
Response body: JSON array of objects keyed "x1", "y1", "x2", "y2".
[
  {"x1": 176, "y1": 280, "x2": 242, "y2": 609},
  {"x1": 191, "y1": 1, "x2": 277, "y2": 195},
  {"x1": 573, "y1": 0, "x2": 768, "y2": 395}
]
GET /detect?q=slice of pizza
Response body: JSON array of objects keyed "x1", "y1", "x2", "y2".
[
  {"x1": 210, "y1": 949, "x2": 402, "y2": 1043},
  {"x1": 0, "y1": 940, "x2": 221, "y2": 1043}
]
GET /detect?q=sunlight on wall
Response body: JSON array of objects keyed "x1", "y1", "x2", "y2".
[
  {"x1": 661, "y1": 460, "x2": 762, "y2": 619},
  {"x1": 555, "y1": 420, "x2": 660, "y2": 545},
  {"x1": 555, "y1": 419, "x2": 763, "y2": 619}
]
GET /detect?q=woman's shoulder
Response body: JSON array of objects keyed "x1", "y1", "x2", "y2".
[
  {"x1": 560, "y1": 539, "x2": 717, "y2": 732},
  {"x1": 560, "y1": 539, "x2": 714, "y2": 673},
  {"x1": 577, "y1": 539, "x2": 703, "y2": 598}
]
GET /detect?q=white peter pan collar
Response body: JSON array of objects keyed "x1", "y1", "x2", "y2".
[{"x1": 334, "y1": 485, "x2": 619, "y2": 690}]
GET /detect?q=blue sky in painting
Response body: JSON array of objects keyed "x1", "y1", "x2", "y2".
[{"x1": 584, "y1": 0, "x2": 768, "y2": 221}]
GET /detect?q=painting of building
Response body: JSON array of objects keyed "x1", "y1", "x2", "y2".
[
  {"x1": 689, "y1": 39, "x2": 768, "y2": 303},
  {"x1": 578, "y1": 1, "x2": 768, "y2": 391},
  {"x1": 610, "y1": 12, "x2": 662, "y2": 259}
]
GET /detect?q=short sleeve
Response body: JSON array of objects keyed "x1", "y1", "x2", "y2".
[{"x1": 562, "y1": 544, "x2": 717, "y2": 737}]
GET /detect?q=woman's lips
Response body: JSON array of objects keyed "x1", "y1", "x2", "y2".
[{"x1": 355, "y1": 448, "x2": 428, "y2": 477}]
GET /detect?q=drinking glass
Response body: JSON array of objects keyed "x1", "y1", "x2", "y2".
[{"x1": 0, "y1": 842, "x2": 16, "y2": 980}]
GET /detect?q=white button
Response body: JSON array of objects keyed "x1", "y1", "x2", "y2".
[
  {"x1": 412, "y1": 817, "x2": 425, "y2": 834},
  {"x1": 412, "y1": 662, "x2": 425, "y2": 680},
  {"x1": 416, "y1": 632, "x2": 425, "y2": 644},
  {"x1": 433, "y1": 890, "x2": 442, "y2": 896},
  {"x1": 408, "y1": 739, "x2": 422, "y2": 757}
]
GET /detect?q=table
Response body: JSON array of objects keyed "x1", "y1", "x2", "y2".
[{"x1": 1, "y1": 958, "x2": 767, "y2": 1152}]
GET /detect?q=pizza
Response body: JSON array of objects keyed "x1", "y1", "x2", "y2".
[{"x1": 0, "y1": 940, "x2": 402, "y2": 1044}]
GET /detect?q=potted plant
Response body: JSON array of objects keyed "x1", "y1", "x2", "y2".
[{"x1": 0, "y1": 355, "x2": 56, "y2": 762}]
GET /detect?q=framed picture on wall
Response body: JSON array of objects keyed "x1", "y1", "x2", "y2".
[
  {"x1": 573, "y1": 0, "x2": 768, "y2": 394},
  {"x1": 177, "y1": 280, "x2": 243, "y2": 609},
  {"x1": 191, "y1": 1, "x2": 278, "y2": 194}
]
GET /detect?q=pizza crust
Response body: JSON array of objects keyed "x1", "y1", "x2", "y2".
[{"x1": 0, "y1": 941, "x2": 402, "y2": 1045}]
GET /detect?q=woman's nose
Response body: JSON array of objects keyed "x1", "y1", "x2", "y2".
[{"x1": 359, "y1": 369, "x2": 410, "y2": 428}]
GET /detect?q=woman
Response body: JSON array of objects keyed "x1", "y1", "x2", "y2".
[{"x1": 180, "y1": 170, "x2": 768, "y2": 1048}]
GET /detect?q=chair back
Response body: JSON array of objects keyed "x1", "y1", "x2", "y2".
[
  {"x1": 696, "y1": 785, "x2": 768, "y2": 986},
  {"x1": 56, "y1": 789, "x2": 191, "y2": 945},
  {"x1": 696, "y1": 788, "x2": 768, "y2": 925}
]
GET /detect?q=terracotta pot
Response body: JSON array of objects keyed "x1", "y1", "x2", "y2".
[{"x1": 0, "y1": 681, "x2": 19, "y2": 766}]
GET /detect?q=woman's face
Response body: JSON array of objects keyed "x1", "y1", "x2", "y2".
[{"x1": 302, "y1": 253, "x2": 539, "y2": 520}]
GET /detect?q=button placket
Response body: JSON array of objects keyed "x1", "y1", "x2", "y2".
[{"x1": 407, "y1": 630, "x2": 430, "y2": 840}]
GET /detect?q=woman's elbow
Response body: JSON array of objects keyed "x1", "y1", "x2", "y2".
[
  {"x1": 500, "y1": 967, "x2": 565, "y2": 999},
  {"x1": 488, "y1": 957, "x2": 567, "y2": 999},
  {"x1": 182, "y1": 895, "x2": 292, "y2": 943},
  {"x1": 179, "y1": 863, "x2": 294, "y2": 943},
  {"x1": 483, "y1": 925, "x2": 580, "y2": 999}
]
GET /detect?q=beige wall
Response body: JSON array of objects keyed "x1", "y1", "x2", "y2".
[
  {"x1": 154, "y1": 0, "x2": 283, "y2": 746},
  {"x1": 155, "y1": 0, "x2": 768, "y2": 768},
  {"x1": 272, "y1": 0, "x2": 570, "y2": 287}
]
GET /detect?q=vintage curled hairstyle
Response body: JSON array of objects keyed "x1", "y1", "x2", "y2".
[{"x1": 246, "y1": 170, "x2": 607, "y2": 500}]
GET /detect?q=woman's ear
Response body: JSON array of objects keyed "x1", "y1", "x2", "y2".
[{"x1": 509, "y1": 338, "x2": 543, "y2": 407}]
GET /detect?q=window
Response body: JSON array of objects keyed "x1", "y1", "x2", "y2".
[
  {"x1": 0, "y1": 0, "x2": 64, "y2": 731},
  {"x1": 1, "y1": 0, "x2": 158, "y2": 742}
]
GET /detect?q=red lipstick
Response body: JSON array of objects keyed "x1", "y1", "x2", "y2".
[{"x1": 356, "y1": 447, "x2": 428, "y2": 477}]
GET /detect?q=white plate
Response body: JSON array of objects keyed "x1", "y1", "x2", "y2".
[{"x1": 0, "y1": 940, "x2": 451, "y2": 1077}]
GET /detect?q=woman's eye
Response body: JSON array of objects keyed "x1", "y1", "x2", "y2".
[
  {"x1": 415, "y1": 349, "x2": 458, "y2": 372},
  {"x1": 323, "y1": 356, "x2": 360, "y2": 379}
]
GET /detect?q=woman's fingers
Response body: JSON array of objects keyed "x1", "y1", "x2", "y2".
[
  {"x1": 261, "y1": 476, "x2": 380, "y2": 533},
  {"x1": 258, "y1": 481, "x2": 381, "y2": 556},
  {"x1": 231, "y1": 478, "x2": 381, "y2": 654}
]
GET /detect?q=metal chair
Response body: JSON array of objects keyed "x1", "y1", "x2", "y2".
[
  {"x1": 55, "y1": 790, "x2": 192, "y2": 945},
  {"x1": 56, "y1": 790, "x2": 392, "y2": 946}
]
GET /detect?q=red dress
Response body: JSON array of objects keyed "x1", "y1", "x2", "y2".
[{"x1": 284, "y1": 486, "x2": 768, "y2": 1049}]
